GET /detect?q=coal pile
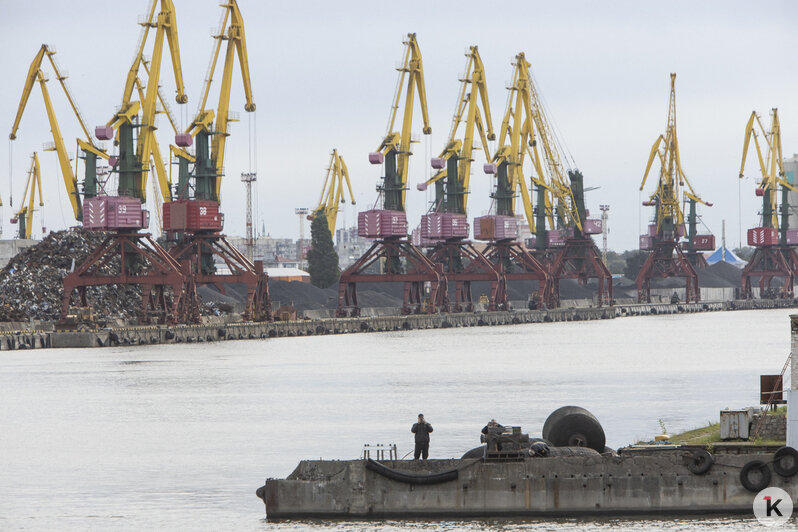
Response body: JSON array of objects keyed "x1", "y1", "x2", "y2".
[
  {"x1": 0, "y1": 228, "x2": 144, "y2": 322},
  {"x1": 707, "y1": 261, "x2": 743, "y2": 286}
]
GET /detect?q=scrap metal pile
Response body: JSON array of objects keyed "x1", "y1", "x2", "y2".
[
  {"x1": 0, "y1": 228, "x2": 232, "y2": 322},
  {"x1": 0, "y1": 229, "x2": 140, "y2": 321}
]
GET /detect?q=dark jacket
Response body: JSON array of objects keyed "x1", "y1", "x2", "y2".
[
  {"x1": 411, "y1": 421, "x2": 433, "y2": 444},
  {"x1": 482, "y1": 423, "x2": 505, "y2": 435}
]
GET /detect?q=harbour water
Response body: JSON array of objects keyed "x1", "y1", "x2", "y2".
[{"x1": 0, "y1": 309, "x2": 794, "y2": 530}]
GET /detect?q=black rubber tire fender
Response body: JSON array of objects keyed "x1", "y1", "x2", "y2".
[
  {"x1": 542, "y1": 406, "x2": 606, "y2": 453},
  {"x1": 773, "y1": 446, "x2": 798, "y2": 477},
  {"x1": 740, "y1": 460, "x2": 771, "y2": 492},
  {"x1": 687, "y1": 449, "x2": 713, "y2": 475}
]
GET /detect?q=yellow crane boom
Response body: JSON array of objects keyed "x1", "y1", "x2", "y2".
[
  {"x1": 420, "y1": 45, "x2": 494, "y2": 215},
  {"x1": 174, "y1": 0, "x2": 254, "y2": 203},
  {"x1": 11, "y1": 153, "x2": 43, "y2": 239},
  {"x1": 524, "y1": 69, "x2": 581, "y2": 232},
  {"x1": 106, "y1": 0, "x2": 186, "y2": 201},
  {"x1": 739, "y1": 108, "x2": 796, "y2": 229},
  {"x1": 312, "y1": 149, "x2": 356, "y2": 235},
  {"x1": 640, "y1": 73, "x2": 709, "y2": 236},
  {"x1": 373, "y1": 33, "x2": 431, "y2": 212},
  {"x1": 490, "y1": 52, "x2": 541, "y2": 232},
  {"x1": 9, "y1": 45, "x2": 83, "y2": 219}
]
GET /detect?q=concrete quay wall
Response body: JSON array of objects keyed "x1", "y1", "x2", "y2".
[{"x1": 1, "y1": 299, "x2": 792, "y2": 351}]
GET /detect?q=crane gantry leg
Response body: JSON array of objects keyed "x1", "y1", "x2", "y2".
[
  {"x1": 167, "y1": 233, "x2": 272, "y2": 322},
  {"x1": 740, "y1": 246, "x2": 798, "y2": 300},
  {"x1": 61, "y1": 231, "x2": 187, "y2": 325},
  {"x1": 635, "y1": 241, "x2": 699, "y2": 304},
  {"x1": 545, "y1": 237, "x2": 613, "y2": 307},
  {"x1": 337, "y1": 238, "x2": 445, "y2": 317},
  {"x1": 481, "y1": 241, "x2": 551, "y2": 311},
  {"x1": 425, "y1": 241, "x2": 501, "y2": 312}
]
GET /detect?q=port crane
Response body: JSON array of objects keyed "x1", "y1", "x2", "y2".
[
  {"x1": 310, "y1": 149, "x2": 356, "y2": 237},
  {"x1": 636, "y1": 73, "x2": 712, "y2": 303},
  {"x1": 477, "y1": 52, "x2": 551, "y2": 310},
  {"x1": 9, "y1": 44, "x2": 110, "y2": 222},
  {"x1": 10, "y1": 153, "x2": 43, "y2": 239},
  {"x1": 164, "y1": 0, "x2": 271, "y2": 323},
  {"x1": 337, "y1": 33, "x2": 444, "y2": 317},
  {"x1": 738, "y1": 108, "x2": 798, "y2": 299},
  {"x1": 61, "y1": 0, "x2": 189, "y2": 325},
  {"x1": 518, "y1": 61, "x2": 611, "y2": 307},
  {"x1": 415, "y1": 45, "x2": 502, "y2": 312}
]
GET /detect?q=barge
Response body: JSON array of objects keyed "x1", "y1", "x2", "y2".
[{"x1": 256, "y1": 407, "x2": 798, "y2": 519}]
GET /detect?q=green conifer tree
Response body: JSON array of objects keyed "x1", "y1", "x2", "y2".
[{"x1": 307, "y1": 214, "x2": 340, "y2": 288}]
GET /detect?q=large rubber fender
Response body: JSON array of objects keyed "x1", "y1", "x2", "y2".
[
  {"x1": 365, "y1": 458, "x2": 458, "y2": 485},
  {"x1": 773, "y1": 446, "x2": 798, "y2": 477},
  {"x1": 460, "y1": 445, "x2": 486, "y2": 459},
  {"x1": 740, "y1": 460, "x2": 771, "y2": 492},
  {"x1": 542, "y1": 406, "x2": 606, "y2": 453},
  {"x1": 686, "y1": 449, "x2": 714, "y2": 475}
]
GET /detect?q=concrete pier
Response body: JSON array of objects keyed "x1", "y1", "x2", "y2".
[{"x1": 0, "y1": 299, "x2": 792, "y2": 351}]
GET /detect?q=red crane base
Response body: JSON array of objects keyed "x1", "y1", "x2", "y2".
[
  {"x1": 636, "y1": 241, "x2": 699, "y2": 303},
  {"x1": 167, "y1": 233, "x2": 272, "y2": 323},
  {"x1": 425, "y1": 240, "x2": 501, "y2": 312},
  {"x1": 546, "y1": 237, "x2": 613, "y2": 307},
  {"x1": 337, "y1": 238, "x2": 445, "y2": 317},
  {"x1": 482, "y1": 241, "x2": 551, "y2": 310},
  {"x1": 61, "y1": 232, "x2": 187, "y2": 325},
  {"x1": 741, "y1": 245, "x2": 798, "y2": 299}
]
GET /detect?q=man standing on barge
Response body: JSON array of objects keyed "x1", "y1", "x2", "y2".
[{"x1": 411, "y1": 414, "x2": 433, "y2": 460}]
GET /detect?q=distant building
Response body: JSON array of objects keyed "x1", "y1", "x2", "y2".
[
  {"x1": 225, "y1": 235, "x2": 299, "y2": 268},
  {"x1": 335, "y1": 226, "x2": 371, "y2": 269},
  {"x1": 266, "y1": 267, "x2": 310, "y2": 283}
]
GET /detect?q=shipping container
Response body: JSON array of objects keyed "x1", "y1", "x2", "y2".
[
  {"x1": 420, "y1": 213, "x2": 469, "y2": 240},
  {"x1": 163, "y1": 200, "x2": 223, "y2": 232},
  {"x1": 175, "y1": 133, "x2": 192, "y2": 147},
  {"x1": 474, "y1": 215, "x2": 517, "y2": 241},
  {"x1": 582, "y1": 219, "x2": 602, "y2": 234},
  {"x1": 83, "y1": 196, "x2": 147, "y2": 230},
  {"x1": 639, "y1": 235, "x2": 654, "y2": 250},
  {"x1": 95, "y1": 125, "x2": 113, "y2": 140},
  {"x1": 548, "y1": 230, "x2": 565, "y2": 247},
  {"x1": 357, "y1": 209, "x2": 407, "y2": 238},
  {"x1": 786, "y1": 229, "x2": 798, "y2": 245},
  {"x1": 691, "y1": 234, "x2": 715, "y2": 251},
  {"x1": 748, "y1": 227, "x2": 778, "y2": 247}
]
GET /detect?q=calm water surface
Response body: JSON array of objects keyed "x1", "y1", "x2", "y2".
[{"x1": 0, "y1": 309, "x2": 795, "y2": 530}]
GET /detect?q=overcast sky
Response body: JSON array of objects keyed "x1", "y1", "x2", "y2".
[{"x1": 2, "y1": 0, "x2": 797, "y2": 251}]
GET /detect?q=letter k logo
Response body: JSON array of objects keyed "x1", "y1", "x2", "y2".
[{"x1": 765, "y1": 496, "x2": 783, "y2": 517}]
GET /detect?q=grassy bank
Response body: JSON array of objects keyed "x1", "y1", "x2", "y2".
[{"x1": 665, "y1": 408, "x2": 786, "y2": 446}]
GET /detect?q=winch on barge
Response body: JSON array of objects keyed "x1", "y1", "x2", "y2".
[{"x1": 256, "y1": 407, "x2": 798, "y2": 519}]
